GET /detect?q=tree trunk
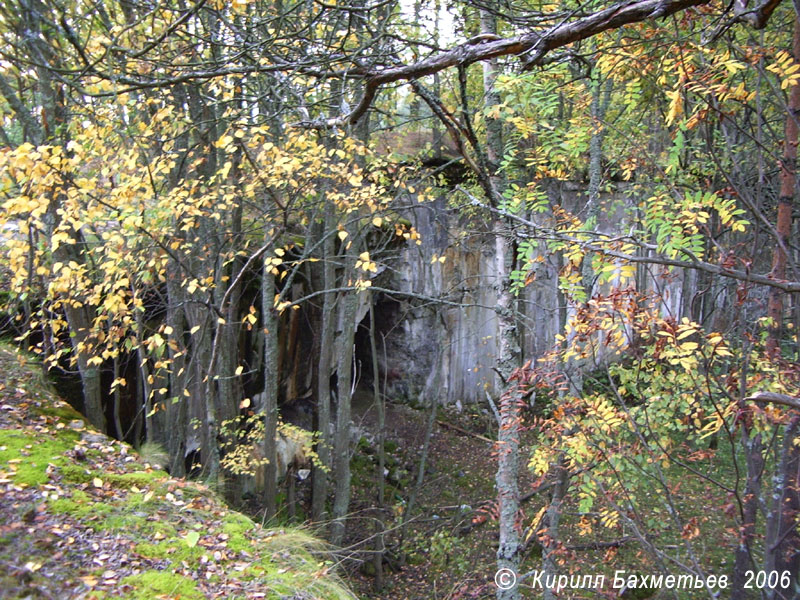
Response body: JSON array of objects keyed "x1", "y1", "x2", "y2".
[
  {"x1": 370, "y1": 295, "x2": 386, "y2": 591},
  {"x1": 767, "y1": 16, "x2": 800, "y2": 356},
  {"x1": 112, "y1": 355, "x2": 124, "y2": 441},
  {"x1": 764, "y1": 415, "x2": 800, "y2": 599},
  {"x1": 24, "y1": 2, "x2": 107, "y2": 431},
  {"x1": 312, "y1": 202, "x2": 337, "y2": 524},
  {"x1": 134, "y1": 299, "x2": 154, "y2": 445},
  {"x1": 199, "y1": 321, "x2": 221, "y2": 484},
  {"x1": 541, "y1": 458, "x2": 570, "y2": 600},
  {"x1": 166, "y1": 272, "x2": 189, "y2": 477},
  {"x1": 64, "y1": 302, "x2": 106, "y2": 431},
  {"x1": 479, "y1": 8, "x2": 521, "y2": 600},
  {"x1": 731, "y1": 431, "x2": 764, "y2": 600},
  {"x1": 330, "y1": 282, "x2": 357, "y2": 546},
  {"x1": 495, "y1": 377, "x2": 521, "y2": 600},
  {"x1": 262, "y1": 268, "x2": 280, "y2": 520}
]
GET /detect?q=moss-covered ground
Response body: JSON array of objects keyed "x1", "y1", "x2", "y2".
[{"x1": 0, "y1": 343, "x2": 355, "y2": 600}]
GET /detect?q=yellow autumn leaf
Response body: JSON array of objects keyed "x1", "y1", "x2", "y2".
[{"x1": 665, "y1": 88, "x2": 683, "y2": 126}]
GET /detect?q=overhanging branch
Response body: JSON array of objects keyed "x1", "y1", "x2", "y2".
[
  {"x1": 296, "y1": 0, "x2": 718, "y2": 128},
  {"x1": 747, "y1": 392, "x2": 800, "y2": 411}
]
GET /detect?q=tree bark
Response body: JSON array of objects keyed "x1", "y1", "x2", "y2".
[
  {"x1": 330, "y1": 284, "x2": 357, "y2": 546},
  {"x1": 541, "y1": 458, "x2": 570, "y2": 600},
  {"x1": 312, "y1": 202, "x2": 337, "y2": 524},
  {"x1": 370, "y1": 295, "x2": 386, "y2": 591},
  {"x1": 19, "y1": 0, "x2": 107, "y2": 432},
  {"x1": 476, "y1": 8, "x2": 522, "y2": 600},
  {"x1": 166, "y1": 271, "x2": 188, "y2": 477},
  {"x1": 262, "y1": 268, "x2": 280, "y2": 520},
  {"x1": 767, "y1": 16, "x2": 800, "y2": 356},
  {"x1": 731, "y1": 431, "x2": 764, "y2": 600},
  {"x1": 764, "y1": 414, "x2": 800, "y2": 599}
]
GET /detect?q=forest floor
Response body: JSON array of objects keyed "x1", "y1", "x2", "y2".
[
  {"x1": 317, "y1": 387, "x2": 735, "y2": 600},
  {"x1": 0, "y1": 345, "x2": 353, "y2": 600},
  {"x1": 348, "y1": 393, "x2": 503, "y2": 599},
  {"x1": 333, "y1": 388, "x2": 534, "y2": 600}
]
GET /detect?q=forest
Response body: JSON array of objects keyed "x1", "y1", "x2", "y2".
[{"x1": 0, "y1": 0, "x2": 799, "y2": 597}]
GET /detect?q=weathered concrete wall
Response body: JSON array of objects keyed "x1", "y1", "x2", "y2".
[
  {"x1": 376, "y1": 180, "x2": 766, "y2": 406},
  {"x1": 380, "y1": 195, "x2": 510, "y2": 405}
]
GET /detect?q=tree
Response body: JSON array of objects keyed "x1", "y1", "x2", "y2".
[{"x1": 2, "y1": 1, "x2": 800, "y2": 592}]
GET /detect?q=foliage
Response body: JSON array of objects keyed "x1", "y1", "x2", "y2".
[{"x1": 219, "y1": 413, "x2": 320, "y2": 477}]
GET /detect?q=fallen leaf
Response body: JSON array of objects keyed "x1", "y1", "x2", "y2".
[{"x1": 184, "y1": 531, "x2": 200, "y2": 548}]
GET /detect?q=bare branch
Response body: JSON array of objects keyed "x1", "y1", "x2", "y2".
[
  {"x1": 747, "y1": 392, "x2": 800, "y2": 411},
  {"x1": 456, "y1": 186, "x2": 800, "y2": 294}
]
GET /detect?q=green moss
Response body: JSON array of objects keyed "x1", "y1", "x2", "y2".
[
  {"x1": 33, "y1": 400, "x2": 84, "y2": 422},
  {"x1": 60, "y1": 465, "x2": 165, "y2": 489},
  {"x1": 48, "y1": 489, "x2": 113, "y2": 520},
  {"x1": 104, "y1": 470, "x2": 166, "y2": 488},
  {"x1": 0, "y1": 343, "x2": 358, "y2": 600},
  {"x1": 221, "y1": 512, "x2": 256, "y2": 553},
  {"x1": 59, "y1": 464, "x2": 95, "y2": 485},
  {"x1": 97, "y1": 512, "x2": 176, "y2": 538},
  {"x1": 124, "y1": 490, "x2": 161, "y2": 511},
  {"x1": 134, "y1": 539, "x2": 204, "y2": 563},
  {"x1": 178, "y1": 482, "x2": 215, "y2": 500},
  {"x1": 48, "y1": 498, "x2": 107, "y2": 521},
  {"x1": 120, "y1": 571, "x2": 202, "y2": 600},
  {"x1": 0, "y1": 429, "x2": 76, "y2": 486},
  {"x1": 223, "y1": 511, "x2": 255, "y2": 530}
]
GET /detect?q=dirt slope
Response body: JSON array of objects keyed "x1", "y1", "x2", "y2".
[{"x1": 0, "y1": 344, "x2": 353, "y2": 600}]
